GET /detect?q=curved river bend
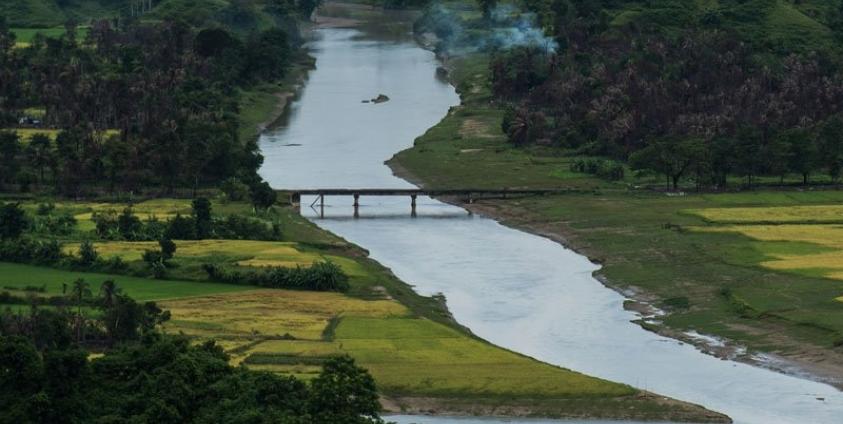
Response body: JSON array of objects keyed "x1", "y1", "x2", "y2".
[{"x1": 259, "y1": 28, "x2": 843, "y2": 424}]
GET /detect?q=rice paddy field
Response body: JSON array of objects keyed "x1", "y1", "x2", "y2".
[
  {"x1": 160, "y1": 289, "x2": 635, "y2": 399},
  {"x1": 1, "y1": 196, "x2": 691, "y2": 416},
  {"x1": 62, "y1": 239, "x2": 365, "y2": 275},
  {"x1": 467, "y1": 190, "x2": 843, "y2": 367},
  {"x1": 689, "y1": 205, "x2": 843, "y2": 283},
  {"x1": 1, "y1": 128, "x2": 119, "y2": 143}
]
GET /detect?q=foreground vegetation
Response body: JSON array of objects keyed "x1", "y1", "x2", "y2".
[
  {"x1": 392, "y1": 0, "x2": 843, "y2": 386},
  {"x1": 0, "y1": 195, "x2": 726, "y2": 421}
]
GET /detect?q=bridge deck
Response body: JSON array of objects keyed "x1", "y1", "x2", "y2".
[{"x1": 287, "y1": 188, "x2": 570, "y2": 196}]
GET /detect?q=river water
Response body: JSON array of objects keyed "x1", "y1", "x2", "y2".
[{"x1": 258, "y1": 28, "x2": 843, "y2": 424}]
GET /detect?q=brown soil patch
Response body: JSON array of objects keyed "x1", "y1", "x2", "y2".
[{"x1": 459, "y1": 118, "x2": 498, "y2": 139}]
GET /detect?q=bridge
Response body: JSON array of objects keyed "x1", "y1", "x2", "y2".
[{"x1": 284, "y1": 188, "x2": 573, "y2": 217}]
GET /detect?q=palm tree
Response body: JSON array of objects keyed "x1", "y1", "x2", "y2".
[
  {"x1": 98, "y1": 279, "x2": 121, "y2": 309},
  {"x1": 70, "y1": 278, "x2": 91, "y2": 342}
]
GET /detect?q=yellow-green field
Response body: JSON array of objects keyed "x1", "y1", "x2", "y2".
[
  {"x1": 691, "y1": 205, "x2": 843, "y2": 224},
  {"x1": 2, "y1": 128, "x2": 120, "y2": 143},
  {"x1": 160, "y1": 290, "x2": 633, "y2": 398},
  {"x1": 24, "y1": 198, "x2": 193, "y2": 231},
  {"x1": 690, "y1": 205, "x2": 843, "y2": 288}
]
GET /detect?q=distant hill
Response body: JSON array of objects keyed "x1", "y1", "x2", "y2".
[{"x1": 602, "y1": 0, "x2": 841, "y2": 56}]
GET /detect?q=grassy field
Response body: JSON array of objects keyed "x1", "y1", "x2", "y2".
[
  {"x1": 0, "y1": 195, "x2": 726, "y2": 420},
  {"x1": 394, "y1": 67, "x2": 843, "y2": 357},
  {"x1": 689, "y1": 204, "x2": 843, "y2": 283},
  {"x1": 389, "y1": 11, "x2": 843, "y2": 377},
  {"x1": 166, "y1": 289, "x2": 635, "y2": 399},
  {"x1": 0, "y1": 262, "x2": 250, "y2": 301},
  {"x1": 10, "y1": 26, "x2": 91, "y2": 48},
  {"x1": 1, "y1": 128, "x2": 118, "y2": 143}
]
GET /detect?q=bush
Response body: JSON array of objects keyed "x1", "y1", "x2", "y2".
[
  {"x1": 213, "y1": 215, "x2": 280, "y2": 240},
  {"x1": 0, "y1": 202, "x2": 29, "y2": 240},
  {"x1": 77, "y1": 241, "x2": 98, "y2": 267},
  {"x1": 570, "y1": 158, "x2": 625, "y2": 181},
  {"x1": 0, "y1": 238, "x2": 64, "y2": 264},
  {"x1": 220, "y1": 177, "x2": 250, "y2": 202},
  {"x1": 165, "y1": 214, "x2": 196, "y2": 240},
  {"x1": 117, "y1": 208, "x2": 143, "y2": 240},
  {"x1": 203, "y1": 261, "x2": 349, "y2": 292},
  {"x1": 33, "y1": 213, "x2": 77, "y2": 236}
]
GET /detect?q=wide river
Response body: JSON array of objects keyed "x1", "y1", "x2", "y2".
[{"x1": 259, "y1": 28, "x2": 843, "y2": 424}]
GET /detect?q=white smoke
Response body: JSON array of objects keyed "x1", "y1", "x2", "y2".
[{"x1": 423, "y1": 3, "x2": 557, "y2": 54}]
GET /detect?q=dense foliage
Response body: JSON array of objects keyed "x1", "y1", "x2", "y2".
[
  {"x1": 459, "y1": 0, "x2": 843, "y2": 188},
  {"x1": 203, "y1": 260, "x2": 351, "y2": 292},
  {"x1": 0, "y1": 290, "x2": 383, "y2": 424},
  {"x1": 0, "y1": 15, "x2": 292, "y2": 195}
]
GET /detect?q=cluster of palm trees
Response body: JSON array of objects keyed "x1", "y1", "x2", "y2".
[{"x1": 66, "y1": 278, "x2": 120, "y2": 343}]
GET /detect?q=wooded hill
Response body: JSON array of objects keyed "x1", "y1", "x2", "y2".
[{"x1": 440, "y1": 0, "x2": 843, "y2": 188}]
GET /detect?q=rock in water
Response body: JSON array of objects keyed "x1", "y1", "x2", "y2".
[{"x1": 371, "y1": 94, "x2": 390, "y2": 104}]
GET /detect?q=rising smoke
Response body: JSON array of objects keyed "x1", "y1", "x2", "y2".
[{"x1": 420, "y1": 2, "x2": 558, "y2": 55}]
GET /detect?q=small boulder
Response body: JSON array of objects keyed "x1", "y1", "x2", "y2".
[{"x1": 371, "y1": 94, "x2": 390, "y2": 104}]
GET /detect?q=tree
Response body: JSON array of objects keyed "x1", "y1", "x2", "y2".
[
  {"x1": 26, "y1": 133, "x2": 53, "y2": 185},
  {"x1": 0, "y1": 202, "x2": 28, "y2": 240},
  {"x1": 98, "y1": 280, "x2": 121, "y2": 309},
  {"x1": 629, "y1": 137, "x2": 707, "y2": 190},
  {"x1": 69, "y1": 279, "x2": 91, "y2": 342},
  {"x1": 0, "y1": 131, "x2": 21, "y2": 184},
  {"x1": 308, "y1": 356, "x2": 383, "y2": 423},
  {"x1": 117, "y1": 207, "x2": 142, "y2": 240},
  {"x1": 77, "y1": 240, "x2": 98, "y2": 266},
  {"x1": 159, "y1": 238, "x2": 176, "y2": 261},
  {"x1": 192, "y1": 197, "x2": 212, "y2": 239},
  {"x1": 250, "y1": 181, "x2": 277, "y2": 211},
  {"x1": 783, "y1": 129, "x2": 819, "y2": 185},
  {"x1": 818, "y1": 116, "x2": 843, "y2": 182}
]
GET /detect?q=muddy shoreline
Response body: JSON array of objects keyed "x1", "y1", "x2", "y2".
[
  {"x1": 383, "y1": 26, "x2": 843, "y2": 392},
  {"x1": 391, "y1": 158, "x2": 843, "y2": 391}
]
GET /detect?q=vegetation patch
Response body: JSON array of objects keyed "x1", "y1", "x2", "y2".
[
  {"x1": 0, "y1": 262, "x2": 250, "y2": 302},
  {"x1": 167, "y1": 290, "x2": 638, "y2": 401}
]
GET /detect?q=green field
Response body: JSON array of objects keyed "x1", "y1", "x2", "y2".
[
  {"x1": 389, "y1": 12, "x2": 843, "y2": 374},
  {"x1": 0, "y1": 195, "x2": 725, "y2": 420},
  {"x1": 0, "y1": 262, "x2": 250, "y2": 301}
]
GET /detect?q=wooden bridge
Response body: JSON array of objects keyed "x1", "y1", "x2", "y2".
[{"x1": 285, "y1": 188, "x2": 571, "y2": 217}]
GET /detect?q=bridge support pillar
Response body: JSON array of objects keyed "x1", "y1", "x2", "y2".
[
  {"x1": 353, "y1": 194, "x2": 360, "y2": 219},
  {"x1": 411, "y1": 195, "x2": 417, "y2": 217},
  {"x1": 320, "y1": 195, "x2": 324, "y2": 219}
]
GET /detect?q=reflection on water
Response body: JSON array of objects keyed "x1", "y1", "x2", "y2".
[{"x1": 259, "y1": 28, "x2": 843, "y2": 424}]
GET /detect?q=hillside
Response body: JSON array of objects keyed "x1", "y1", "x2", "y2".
[{"x1": 602, "y1": 0, "x2": 841, "y2": 56}]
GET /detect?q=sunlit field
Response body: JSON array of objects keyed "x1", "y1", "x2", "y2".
[
  {"x1": 691, "y1": 205, "x2": 843, "y2": 224},
  {"x1": 161, "y1": 290, "x2": 634, "y2": 398}
]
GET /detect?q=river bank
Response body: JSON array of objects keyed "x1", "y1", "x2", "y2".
[
  {"x1": 252, "y1": 3, "x2": 736, "y2": 421},
  {"x1": 387, "y1": 26, "x2": 843, "y2": 395}
]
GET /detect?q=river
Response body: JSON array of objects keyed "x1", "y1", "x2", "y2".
[{"x1": 258, "y1": 27, "x2": 843, "y2": 424}]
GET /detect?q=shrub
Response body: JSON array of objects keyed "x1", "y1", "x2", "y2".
[
  {"x1": 0, "y1": 202, "x2": 29, "y2": 240},
  {"x1": 77, "y1": 241, "x2": 98, "y2": 267},
  {"x1": 570, "y1": 158, "x2": 625, "y2": 181},
  {"x1": 159, "y1": 238, "x2": 176, "y2": 261},
  {"x1": 117, "y1": 208, "x2": 143, "y2": 240},
  {"x1": 36, "y1": 203, "x2": 55, "y2": 216},
  {"x1": 213, "y1": 215, "x2": 279, "y2": 240},
  {"x1": 202, "y1": 261, "x2": 349, "y2": 292},
  {"x1": 165, "y1": 214, "x2": 196, "y2": 240},
  {"x1": 221, "y1": 177, "x2": 250, "y2": 202}
]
